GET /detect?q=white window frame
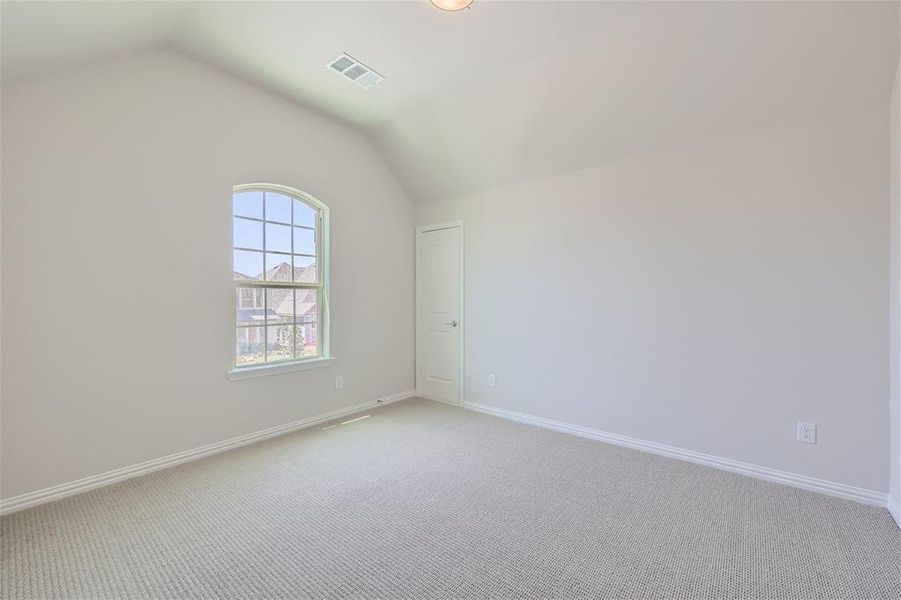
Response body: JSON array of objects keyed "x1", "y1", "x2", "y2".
[{"x1": 228, "y1": 183, "x2": 333, "y2": 380}]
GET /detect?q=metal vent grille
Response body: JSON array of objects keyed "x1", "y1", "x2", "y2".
[
  {"x1": 343, "y1": 64, "x2": 367, "y2": 80},
  {"x1": 330, "y1": 57, "x2": 354, "y2": 73},
  {"x1": 327, "y1": 53, "x2": 384, "y2": 90}
]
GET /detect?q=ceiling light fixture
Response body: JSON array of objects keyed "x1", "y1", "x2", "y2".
[{"x1": 429, "y1": 0, "x2": 474, "y2": 12}]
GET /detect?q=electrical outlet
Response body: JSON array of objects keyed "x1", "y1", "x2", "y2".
[
  {"x1": 796, "y1": 421, "x2": 816, "y2": 444},
  {"x1": 335, "y1": 376, "x2": 344, "y2": 390},
  {"x1": 488, "y1": 373, "x2": 496, "y2": 388}
]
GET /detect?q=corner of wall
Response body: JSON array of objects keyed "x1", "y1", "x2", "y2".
[
  {"x1": 889, "y1": 495, "x2": 901, "y2": 529},
  {"x1": 890, "y1": 54, "x2": 901, "y2": 523}
]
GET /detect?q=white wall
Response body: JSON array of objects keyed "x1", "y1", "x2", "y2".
[
  {"x1": 0, "y1": 49, "x2": 415, "y2": 500},
  {"x1": 418, "y1": 104, "x2": 890, "y2": 493}
]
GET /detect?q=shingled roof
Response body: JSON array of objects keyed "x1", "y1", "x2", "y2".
[
  {"x1": 274, "y1": 289, "x2": 316, "y2": 320},
  {"x1": 264, "y1": 262, "x2": 318, "y2": 320},
  {"x1": 234, "y1": 262, "x2": 317, "y2": 320}
]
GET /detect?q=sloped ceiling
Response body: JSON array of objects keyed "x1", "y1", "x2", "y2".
[{"x1": 3, "y1": 1, "x2": 899, "y2": 204}]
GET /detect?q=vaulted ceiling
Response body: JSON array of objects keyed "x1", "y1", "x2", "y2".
[{"x1": 3, "y1": 1, "x2": 899, "y2": 203}]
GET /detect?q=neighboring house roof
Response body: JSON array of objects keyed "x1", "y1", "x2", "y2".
[
  {"x1": 275, "y1": 290, "x2": 316, "y2": 321},
  {"x1": 236, "y1": 261, "x2": 316, "y2": 283},
  {"x1": 235, "y1": 262, "x2": 317, "y2": 321},
  {"x1": 265, "y1": 262, "x2": 318, "y2": 321},
  {"x1": 263, "y1": 262, "x2": 316, "y2": 283}
]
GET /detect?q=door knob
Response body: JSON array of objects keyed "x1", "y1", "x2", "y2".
[{"x1": 445, "y1": 320, "x2": 458, "y2": 327}]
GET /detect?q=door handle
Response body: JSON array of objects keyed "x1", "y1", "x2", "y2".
[{"x1": 445, "y1": 320, "x2": 458, "y2": 327}]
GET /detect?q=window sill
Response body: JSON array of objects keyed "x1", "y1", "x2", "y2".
[{"x1": 227, "y1": 357, "x2": 336, "y2": 381}]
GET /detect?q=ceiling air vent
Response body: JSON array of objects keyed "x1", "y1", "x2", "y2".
[{"x1": 327, "y1": 53, "x2": 384, "y2": 90}]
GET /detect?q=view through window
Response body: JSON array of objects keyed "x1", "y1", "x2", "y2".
[{"x1": 232, "y1": 185, "x2": 326, "y2": 367}]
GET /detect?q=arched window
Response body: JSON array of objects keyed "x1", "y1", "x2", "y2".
[{"x1": 231, "y1": 184, "x2": 329, "y2": 371}]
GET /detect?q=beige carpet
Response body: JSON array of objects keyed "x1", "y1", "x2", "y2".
[{"x1": 2, "y1": 398, "x2": 899, "y2": 599}]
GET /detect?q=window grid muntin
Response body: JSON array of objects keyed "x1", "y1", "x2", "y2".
[
  {"x1": 235, "y1": 288, "x2": 323, "y2": 365},
  {"x1": 234, "y1": 186, "x2": 324, "y2": 367}
]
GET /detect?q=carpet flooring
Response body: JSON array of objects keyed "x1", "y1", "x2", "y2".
[{"x1": 2, "y1": 398, "x2": 899, "y2": 599}]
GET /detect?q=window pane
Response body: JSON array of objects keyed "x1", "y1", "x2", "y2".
[
  {"x1": 266, "y1": 288, "x2": 294, "y2": 322},
  {"x1": 294, "y1": 200, "x2": 316, "y2": 228},
  {"x1": 265, "y1": 192, "x2": 292, "y2": 224},
  {"x1": 293, "y1": 255, "x2": 317, "y2": 282},
  {"x1": 234, "y1": 217, "x2": 263, "y2": 250},
  {"x1": 293, "y1": 227, "x2": 315, "y2": 255},
  {"x1": 234, "y1": 191, "x2": 263, "y2": 219},
  {"x1": 265, "y1": 222, "x2": 291, "y2": 253},
  {"x1": 265, "y1": 254, "x2": 292, "y2": 280},
  {"x1": 294, "y1": 288, "x2": 318, "y2": 324},
  {"x1": 267, "y1": 324, "x2": 294, "y2": 362},
  {"x1": 236, "y1": 327, "x2": 265, "y2": 365},
  {"x1": 234, "y1": 250, "x2": 263, "y2": 281},
  {"x1": 295, "y1": 323, "x2": 318, "y2": 358},
  {"x1": 233, "y1": 187, "x2": 326, "y2": 367},
  {"x1": 236, "y1": 288, "x2": 266, "y2": 326}
]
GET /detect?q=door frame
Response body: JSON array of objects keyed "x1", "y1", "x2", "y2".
[{"x1": 415, "y1": 221, "x2": 465, "y2": 406}]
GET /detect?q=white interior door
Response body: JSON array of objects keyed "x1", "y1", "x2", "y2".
[{"x1": 417, "y1": 224, "x2": 462, "y2": 404}]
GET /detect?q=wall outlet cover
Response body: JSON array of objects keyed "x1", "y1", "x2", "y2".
[
  {"x1": 488, "y1": 374, "x2": 496, "y2": 388},
  {"x1": 796, "y1": 421, "x2": 816, "y2": 444},
  {"x1": 335, "y1": 375, "x2": 344, "y2": 390}
]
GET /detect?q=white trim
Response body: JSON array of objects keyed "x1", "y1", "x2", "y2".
[
  {"x1": 0, "y1": 390, "x2": 416, "y2": 516},
  {"x1": 462, "y1": 400, "x2": 889, "y2": 507},
  {"x1": 417, "y1": 221, "x2": 464, "y2": 234},
  {"x1": 228, "y1": 356, "x2": 335, "y2": 380},
  {"x1": 415, "y1": 221, "x2": 465, "y2": 406},
  {"x1": 416, "y1": 391, "x2": 462, "y2": 407},
  {"x1": 889, "y1": 496, "x2": 901, "y2": 529}
]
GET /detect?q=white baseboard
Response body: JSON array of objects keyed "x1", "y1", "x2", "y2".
[
  {"x1": 0, "y1": 390, "x2": 416, "y2": 516},
  {"x1": 462, "y1": 400, "x2": 889, "y2": 508},
  {"x1": 889, "y1": 496, "x2": 901, "y2": 529},
  {"x1": 415, "y1": 391, "x2": 462, "y2": 407}
]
